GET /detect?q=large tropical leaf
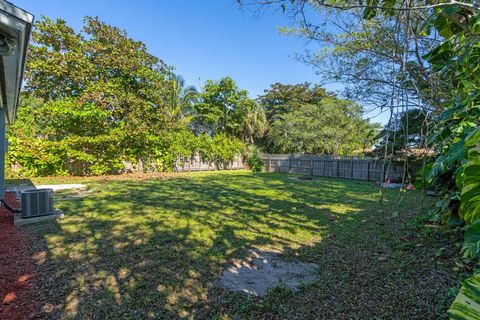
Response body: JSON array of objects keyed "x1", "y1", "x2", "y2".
[
  {"x1": 427, "y1": 140, "x2": 465, "y2": 185},
  {"x1": 448, "y1": 273, "x2": 480, "y2": 320},
  {"x1": 461, "y1": 127, "x2": 480, "y2": 225},
  {"x1": 462, "y1": 220, "x2": 480, "y2": 259}
]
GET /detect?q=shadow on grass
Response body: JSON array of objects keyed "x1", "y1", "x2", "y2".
[{"x1": 23, "y1": 171, "x2": 458, "y2": 319}]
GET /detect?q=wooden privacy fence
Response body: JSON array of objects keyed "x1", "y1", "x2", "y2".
[
  {"x1": 262, "y1": 154, "x2": 405, "y2": 182},
  {"x1": 123, "y1": 154, "x2": 245, "y2": 173},
  {"x1": 175, "y1": 154, "x2": 245, "y2": 172}
]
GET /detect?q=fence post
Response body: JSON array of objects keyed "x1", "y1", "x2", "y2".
[
  {"x1": 367, "y1": 162, "x2": 370, "y2": 181},
  {"x1": 382, "y1": 160, "x2": 386, "y2": 182},
  {"x1": 350, "y1": 158, "x2": 354, "y2": 179},
  {"x1": 310, "y1": 159, "x2": 314, "y2": 176},
  {"x1": 336, "y1": 159, "x2": 339, "y2": 178}
]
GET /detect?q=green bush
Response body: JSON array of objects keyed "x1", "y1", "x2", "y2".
[
  {"x1": 7, "y1": 112, "x2": 246, "y2": 177},
  {"x1": 246, "y1": 146, "x2": 264, "y2": 173},
  {"x1": 210, "y1": 134, "x2": 244, "y2": 167}
]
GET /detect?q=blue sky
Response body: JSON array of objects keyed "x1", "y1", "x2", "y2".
[{"x1": 14, "y1": 0, "x2": 388, "y2": 123}]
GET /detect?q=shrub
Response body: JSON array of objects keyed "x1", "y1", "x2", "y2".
[{"x1": 246, "y1": 146, "x2": 264, "y2": 173}]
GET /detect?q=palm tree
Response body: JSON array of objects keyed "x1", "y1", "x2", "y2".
[
  {"x1": 239, "y1": 100, "x2": 268, "y2": 143},
  {"x1": 165, "y1": 75, "x2": 197, "y2": 123}
]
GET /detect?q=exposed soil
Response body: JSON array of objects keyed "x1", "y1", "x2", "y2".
[
  {"x1": 220, "y1": 249, "x2": 319, "y2": 296},
  {"x1": 0, "y1": 193, "x2": 40, "y2": 319}
]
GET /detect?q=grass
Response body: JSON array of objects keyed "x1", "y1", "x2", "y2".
[{"x1": 15, "y1": 171, "x2": 461, "y2": 319}]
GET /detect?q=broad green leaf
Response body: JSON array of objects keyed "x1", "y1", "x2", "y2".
[
  {"x1": 428, "y1": 140, "x2": 465, "y2": 184},
  {"x1": 461, "y1": 127, "x2": 480, "y2": 224},
  {"x1": 419, "y1": 13, "x2": 436, "y2": 36},
  {"x1": 442, "y1": 4, "x2": 460, "y2": 16},
  {"x1": 380, "y1": 0, "x2": 396, "y2": 16},
  {"x1": 462, "y1": 220, "x2": 480, "y2": 259},
  {"x1": 440, "y1": 102, "x2": 468, "y2": 121},
  {"x1": 448, "y1": 273, "x2": 480, "y2": 320}
]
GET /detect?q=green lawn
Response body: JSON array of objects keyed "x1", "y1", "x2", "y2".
[{"x1": 19, "y1": 171, "x2": 459, "y2": 319}]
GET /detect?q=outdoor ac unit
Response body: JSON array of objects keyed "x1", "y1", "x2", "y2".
[{"x1": 21, "y1": 188, "x2": 54, "y2": 218}]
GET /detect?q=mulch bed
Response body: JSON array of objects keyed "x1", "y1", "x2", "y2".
[{"x1": 0, "y1": 193, "x2": 40, "y2": 319}]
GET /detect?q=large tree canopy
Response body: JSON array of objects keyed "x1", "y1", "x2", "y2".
[
  {"x1": 258, "y1": 82, "x2": 328, "y2": 122},
  {"x1": 26, "y1": 16, "x2": 172, "y2": 134},
  {"x1": 10, "y1": 17, "x2": 245, "y2": 176},
  {"x1": 193, "y1": 77, "x2": 267, "y2": 143},
  {"x1": 258, "y1": 82, "x2": 378, "y2": 154},
  {"x1": 267, "y1": 97, "x2": 379, "y2": 155}
]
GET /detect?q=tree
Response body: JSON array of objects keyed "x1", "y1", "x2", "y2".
[
  {"x1": 12, "y1": 16, "x2": 174, "y2": 175},
  {"x1": 194, "y1": 77, "x2": 267, "y2": 143},
  {"x1": 376, "y1": 108, "x2": 428, "y2": 155},
  {"x1": 242, "y1": 1, "x2": 450, "y2": 112},
  {"x1": 12, "y1": 17, "x2": 249, "y2": 176},
  {"x1": 258, "y1": 82, "x2": 328, "y2": 123},
  {"x1": 165, "y1": 75, "x2": 198, "y2": 125},
  {"x1": 239, "y1": 99, "x2": 268, "y2": 143},
  {"x1": 267, "y1": 97, "x2": 379, "y2": 155},
  {"x1": 26, "y1": 16, "x2": 172, "y2": 138},
  {"x1": 8, "y1": 95, "x2": 124, "y2": 176}
]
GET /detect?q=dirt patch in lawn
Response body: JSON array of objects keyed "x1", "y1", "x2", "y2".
[{"x1": 220, "y1": 249, "x2": 319, "y2": 296}]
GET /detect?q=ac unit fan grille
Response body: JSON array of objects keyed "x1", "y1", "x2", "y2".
[{"x1": 21, "y1": 189, "x2": 54, "y2": 218}]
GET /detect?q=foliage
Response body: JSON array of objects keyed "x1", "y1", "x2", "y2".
[
  {"x1": 164, "y1": 75, "x2": 198, "y2": 124},
  {"x1": 462, "y1": 220, "x2": 480, "y2": 260},
  {"x1": 460, "y1": 128, "x2": 480, "y2": 226},
  {"x1": 26, "y1": 16, "x2": 171, "y2": 134},
  {"x1": 376, "y1": 109, "x2": 428, "y2": 155},
  {"x1": 416, "y1": 4, "x2": 480, "y2": 275},
  {"x1": 357, "y1": 0, "x2": 480, "y2": 314},
  {"x1": 258, "y1": 82, "x2": 328, "y2": 123},
  {"x1": 448, "y1": 273, "x2": 480, "y2": 320},
  {"x1": 355, "y1": 1, "x2": 480, "y2": 314},
  {"x1": 267, "y1": 98, "x2": 379, "y2": 155},
  {"x1": 11, "y1": 18, "x2": 247, "y2": 177},
  {"x1": 204, "y1": 133, "x2": 244, "y2": 166},
  {"x1": 193, "y1": 77, "x2": 267, "y2": 143},
  {"x1": 7, "y1": 96, "x2": 125, "y2": 176},
  {"x1": 274, "y1": 2, "x2": 449, "y2": 113},
  {"x1": 246, "y1": 145, "x2": 264, "y2": 173},
  {"x1": 239, "y1": 99, "x2": 268, "y2": 144},
  {"x1": 460, "y1": 128, "x2": 480, "y2": 259},
  {"x1": 11, "y1": 16, "x2": 171, "y2": 175}
]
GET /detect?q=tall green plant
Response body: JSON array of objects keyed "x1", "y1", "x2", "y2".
[
  {"x1": 165, "y1": 75, "x2": 197, "y2": 123},
  {"x1": 448, "y1": 273, "x2": 480, "y2": 319},
  {"x1": 460, "y1": 128, "x2": 480, "y2": 259}
]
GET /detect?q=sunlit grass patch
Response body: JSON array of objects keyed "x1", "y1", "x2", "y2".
[{"x1": 21, "y1": 171, "x2": 458, "y2": 319}]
